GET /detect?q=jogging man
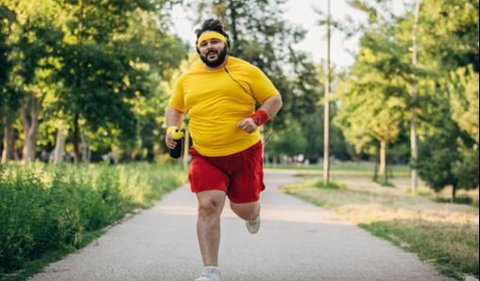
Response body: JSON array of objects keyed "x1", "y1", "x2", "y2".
[{"x1": 165, "y1": 18, "x2": 282, "y2": 281}]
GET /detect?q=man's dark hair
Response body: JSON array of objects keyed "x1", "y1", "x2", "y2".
[{"x1": 195, "y1": 18, "x2": 230, "y2": 43}]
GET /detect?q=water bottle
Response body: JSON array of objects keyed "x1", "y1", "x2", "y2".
[{"x1": 169, "y1": 129, "x2": 184, "y2": 159}]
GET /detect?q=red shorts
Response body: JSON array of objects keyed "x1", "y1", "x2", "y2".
[{"x1": 188, "y1": 141, "x2": 265, "y2": 203}]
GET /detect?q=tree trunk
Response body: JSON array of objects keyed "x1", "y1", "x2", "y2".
[
  {"x1": 373, "y1": 162, "x2": 378, "y2": 182},
  {"x1": 22, "y1": 94, "x2": 40, "y2": 163},
  {"x1": 410, "y1": 0, "x2": 421, "y2": 191},
  {"x1": 80, "y1": 128, "x2": 90, "y2": 163},
  {"x1": 227, "y1": 0, "x2": 238, "y2": 51},
  {"x1": 379, "y1": 140, "x2": 388, "y2": 182},
  {"x1": 54, "y1": 123, "x2": 67, "y2": 164},
  {"x1": 1, "y1": 114, "x2": 15, "y2": 163},
  {"x1": 145, "y1": 142, "x2": 154, "y2": 162},
  {"x1": 72, "y1": 112, "x2": 82, "y2": 163}
]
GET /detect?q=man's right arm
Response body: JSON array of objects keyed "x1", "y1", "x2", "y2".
[{"x1": 165, "y1": 107, "x2": 184, "y2": 149}]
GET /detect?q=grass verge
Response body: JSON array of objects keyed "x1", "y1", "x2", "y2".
[{"x1": 281, "y1": 176, "x2": 479, "y2": 281}]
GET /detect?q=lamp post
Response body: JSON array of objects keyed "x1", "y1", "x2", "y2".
[{"x1": 323, "y1": 0, "x2": 331, "y2": 184}]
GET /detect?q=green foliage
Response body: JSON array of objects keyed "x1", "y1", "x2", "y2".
[
  {"x1": 342, "y1": 0, "x2": 479, "y2": 195},
  {"x1": 0, "y1": 163, "x2": 186, "y2": 274},
  {"x1": 452, "y1": 146, "x2": 479, "y2": 190},
  {"x1": 265, "y1": 119, "x2": 307, "y2": 158},
  {"x1": 448, "y1": 66, "x2": 479, "y2": 143},
  {"x1": 417, "y1": 110, "x2": 476, "y2": 193},
  {"x1": 0, "y1": 4, "x2": 12, "y2": 87},
  {"x1": 420, "y1": 0, "x2": 479, "y2": 72},
  {"x1": 333, "y1": 18, "x2": 409, "y2": 166},
  {"x1": 0, "y1": 0, "x2": 188, "y2": 163}
]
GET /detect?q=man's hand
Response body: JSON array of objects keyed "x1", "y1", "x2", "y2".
[
  {"x1": 165, "y1": 126, "x2": 179, "y2": 149},
  {"x1": 164, "y1": 107, "x2": 184, "y2": 149},
  {"x1": 165, "y1": 131, "x2": 177, "y2": 149},
  {"x1": 237, "y1": 118, "x2": 258, "y2": 134}
]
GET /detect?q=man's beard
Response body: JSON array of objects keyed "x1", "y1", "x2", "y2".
[{"x1": 200, "y1": 47, "x2": 227, "y2": 67}]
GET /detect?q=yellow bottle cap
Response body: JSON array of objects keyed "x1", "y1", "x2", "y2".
[{"x1": 172, "y1": 130, "x2": 184, "y2": 140}]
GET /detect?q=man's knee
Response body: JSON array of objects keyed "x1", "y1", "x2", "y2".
[
  {"x1": 197, "y1": 193, "x2": 225, "y2": 218},
  {"x1": 198, "y1": 200, "x2": 221, "y2": 216}
]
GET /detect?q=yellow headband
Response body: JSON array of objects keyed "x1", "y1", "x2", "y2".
[{"x1": 197, "y1": 31, "x2": 228, "y2": 49}]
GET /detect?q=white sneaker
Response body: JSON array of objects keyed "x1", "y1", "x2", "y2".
[
  {"x1": 195, "y1": 267, "x2": 221, "y2": 281},
  {"x1": 246, "y1": 215, "x2": 261, "y2": 234}
]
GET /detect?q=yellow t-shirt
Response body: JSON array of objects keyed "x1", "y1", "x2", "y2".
[{"x1": 168, "y1": 56, "x2": 280, "y2": 156}]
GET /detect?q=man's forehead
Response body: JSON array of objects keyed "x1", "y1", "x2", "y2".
[
  {"x1": 200, "y1": 38, "x2": 223, "y2": 44},
  {"x1": 197, "y1": 31, "x2": 227, "y2": 47}
]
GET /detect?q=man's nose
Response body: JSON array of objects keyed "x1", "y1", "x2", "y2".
[{"x1": 206, "y1": 41, "x2": 215, "y2": 48}]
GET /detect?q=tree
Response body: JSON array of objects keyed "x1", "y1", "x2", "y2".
[
  {"x1": 420, "y1": 0, "x2": 479, "y2": 72},
  {"x1": 8, "y1": 1, "x2": 64, "y2": 163},
  {"x1": 448, "y1": 66, "x2": 479, "y2": 192},
  {"x1": 52, "y1": 0, "x2": 187, "y2": 162},
  {"x1": 448, "y1": 65, "x2": 479, "y2": 144},
  {"x1": 0, "y1": 2, "x2": 21, "y2": 163},
  {"x1": 415, "y1": 0, "x2": 479, "y2": 197},
  {"x1": 334, "y1": 22, "x2": 406, "y2": 182},
  {"x1": 417, "y1": 99, "x2": 476, "y2": 200},
  {"x1": 0, "y1": 3, "x2": 12, "y2": 161},
  {"x1": 1, "y1": 0, "x2": 188, "y2": 163}
]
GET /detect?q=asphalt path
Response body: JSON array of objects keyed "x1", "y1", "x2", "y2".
[{"x1": 29, "y1": 171, "x2": 454, "y2": 281}]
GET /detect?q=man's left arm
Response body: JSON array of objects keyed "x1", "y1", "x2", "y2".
[{"x1": 237, "y1": 95, "x2": 283, "y2": 134}]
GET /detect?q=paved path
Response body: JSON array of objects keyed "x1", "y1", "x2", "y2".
[{"x1": 29, "y1": 171, "x2": 454, "y2": 281}]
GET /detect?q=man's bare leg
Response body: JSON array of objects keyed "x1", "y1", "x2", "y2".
[
  {"x1": 230, "y1": 201, "x2": 260, "y2": 221},
  {"x1": 196, "y1": 190, "x2": 226, "y2": 266},
  {"x1": 231, "y1": 201, "x2": 261, "y2": 234}
]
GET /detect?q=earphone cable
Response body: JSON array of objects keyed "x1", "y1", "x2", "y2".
[{"x1": 224, "y1": 66, "x2": 275, "y2": 145}]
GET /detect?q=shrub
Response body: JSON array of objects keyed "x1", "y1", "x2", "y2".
[{"x1": 0, "y1": 163, "x2": 186, "y2": 274}]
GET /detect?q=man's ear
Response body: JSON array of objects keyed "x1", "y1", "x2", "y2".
[{"x1": 195, "y1": 40, "x2": 200, "y2": 54}]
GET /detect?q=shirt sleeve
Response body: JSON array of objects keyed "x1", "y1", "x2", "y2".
[
  {"x1": 168, "y1": 76, "x2": 187, "y2": 112},
  {"x1": 248, "y1": 65, "x2": 280, "y2": 104}
]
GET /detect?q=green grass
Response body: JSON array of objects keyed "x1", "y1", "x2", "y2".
[
  {"x1": 361, "y1": 220, "x2": 479, "y2": 280},
  {"x1": 281, "y1": 174, "x2": 479, "y2": 280},
  {"x1": 314, "y1": 180, "x2": 346, "y2": 190},
  {"x1": 0, "y1": 162, "x2": 187, "y2": 281}
]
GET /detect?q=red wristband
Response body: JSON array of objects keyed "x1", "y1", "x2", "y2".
[{"x1": 251, "y1": 110, "x2": 269, "y2": 126}]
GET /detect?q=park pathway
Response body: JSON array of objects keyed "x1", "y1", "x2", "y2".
[{"x1": 29, "y1": 171, "x2": 454, "y2": 281}]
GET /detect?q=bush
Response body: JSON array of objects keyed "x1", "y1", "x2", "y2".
[{"x1": 0, "y1": 163, "x2": 186, "y2": 274}]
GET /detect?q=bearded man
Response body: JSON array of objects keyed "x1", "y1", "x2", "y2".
[{"x1": 165, "y1": 18, "x2": 282, "y2": 281}]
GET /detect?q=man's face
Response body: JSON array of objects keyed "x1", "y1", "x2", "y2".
[{"x1": 198, "y1": 38, "x2": 227, "y2": 68}]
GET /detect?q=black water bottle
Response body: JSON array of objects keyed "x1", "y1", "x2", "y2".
[{"x1": 169, "y1": 129, "x2": 183, "y2": 159}]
